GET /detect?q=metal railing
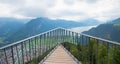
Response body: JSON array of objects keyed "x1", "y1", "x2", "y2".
[{"x1": 0, "y1": 27, "x2": 120, "y2": 64}]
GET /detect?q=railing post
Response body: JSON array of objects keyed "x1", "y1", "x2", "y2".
[
  {"x1": 45, "y1": 33, "x2": 47, "y2": 52},
  {"x1": 21, "y1": 42, "x2": 24, "y2": 64},
  {"x1": 47, "y1": 32, "x2": 49, "y2": 50},
  {"x1": 39, "y1": 35, "x2": 42, "y2": 55},
  {"x1": 55, "y1": 29, "x2": 57, "y2": 43},
  {"x1": 35, "y1": 37, "x2": 37, "y2": 64},
  {"x1": 92, "y1": 38, "x2": 95, "y2": 64},
  {"x1": 28, "y1": 39, "x2": 32, "y2": 62},
  {"x1": 75, "y1": 33, "x2": 78, "y2": 45},
  {"x1": 65, "y1": 30, "x2": 67, "y2": 42},
  {"x1": 38, "y1": 36, "x2": 40, "y2": 55},
  {"x1": 51, "y1": 31, "x2": 53, "y2": 48},
  {"x1": 60, "y1": 28, "x2": 62, "y2": 43},
  {"x1": 84, "y1": 35, "x2": 88, "y2": 64},
  {"x1": 59, "y1": 28, "x2": 61, "y2": 43},
  {"x1": 16, "y1": 45, "x2": 20, "y2": 64},
  {"x1": 63, "y1": 29, "x2": 65, "y2": 42},
  {"x1": 52, "y1": 30, "x2": 54, "y2": 47},
  {"x1": 43, "y1": 34, "x2": 45, "y2": 53},
  {"x1": 37, "y1": 36, "x2": 39, "y2": 57},
  {"x1": 31, "y1": 38, "x2": 34, "y2": 60},
  {"x1": 61, "y1": 29, "x2": 62, "y2": 43},
  {"x1": 72, "y1": 32, "x2": 74, "y2": 44},
  {"x1": 106, "y1": 42, "x2": 109, "y2": 64},
  {"x1": 24, "y1": 41, "x2": 29, "y2": 62},
  {"x1": 81, "y1": 35, "x2": 84, "y2": 64},
  {"x1": 96, "y1": 39, "x2": 99, "y2": 64},
  {"x1": 88, "y1": 37, "x2": 90, "y2": 64},
  {"x1": 49, "y1": 31, "x2": 51, "y2": 49},
  {"x1": 62, "y1": 29, "x2": 64, "y2": 42},
  {"x1": 55, "y1": 30, "x2": 57, "y2": 45},
  {"x1": 53, "y1": 30, "x2": 55, "y2": 46},
  {"x1": 111, "y1": 44, "x2": 116, "y2": 64},
  {"x1": 59, "y1": 29, "x2": 62, "y2": 43},
  {"x1": 47, "y1": 32, "x2": 50, "y2": 50},
  {"x1": 11, "y1": 46, "x2": 15, "y2": 64},
  {"x1": 68, "y1": 31, "x2": 71, "y2": 43},
  {"x1": 4, "y1": 48, "x2": 8, "y2": 64}
]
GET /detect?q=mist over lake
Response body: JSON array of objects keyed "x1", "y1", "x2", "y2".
[{"x1": 69, "y1": 26, "x2": 97, "y2": 33}]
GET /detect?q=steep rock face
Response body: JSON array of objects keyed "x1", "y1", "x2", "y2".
[{"x1": 83, "y1": 18, "x2": 120, "y2": 42}]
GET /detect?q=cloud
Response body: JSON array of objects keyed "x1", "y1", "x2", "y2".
[
  {"x1": 0, "y1": 0, "x2": 120, "y2": 22},
  {"x1": 15, "y1": 8, "x2": 47, "y2": 17},
  {"x1": 0, "y1": 0, "x2": 25, "y2": 6},
  {"x1": 82, "y1": 0, "x2": 98, "y2": 3}
]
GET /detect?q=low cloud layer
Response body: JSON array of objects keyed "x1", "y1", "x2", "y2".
[{"x1": 0, "y1": 0, "x2": 120, "y2": 22}]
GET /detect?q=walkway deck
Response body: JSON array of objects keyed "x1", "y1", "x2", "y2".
[{"x1": 42, "y1": 45, "x2": 78, "y2": 64}]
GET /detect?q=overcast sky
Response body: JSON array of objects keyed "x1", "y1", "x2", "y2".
[{"x1": 0, "y1": 0, "x2": 120, "y2": 22}]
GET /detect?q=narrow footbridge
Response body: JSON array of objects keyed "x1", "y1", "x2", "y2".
[
  {"x1": 0, "y1": 27, "x2": 120, "y2": 64},
  {"x1": 41, "y1": 44, "x2": 80, "y2": 64}
]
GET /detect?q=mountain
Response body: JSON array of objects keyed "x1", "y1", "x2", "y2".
[
  {"x1": 0, "y1": 17, "x2": 29, "y2": 46},
  {"x1": 0, "y1": 17, "x2": 30, "y2": 23},
  {"x1": 108, "y1": 18, "x2": 120, "y2": 24},
  {"x1": 0, "y1": 18, "x2": 29, "y2": 37},
  {"x1": 83, "y1": 18, "x2": 120, "y2": 42},
  {"x1": 80, "y1": 18, "x2": 101, "y2": 26},
  {"x1": 4, "y1": 17, "x2": 100, "y2": 45}
]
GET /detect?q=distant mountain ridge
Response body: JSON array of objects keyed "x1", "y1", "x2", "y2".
[
  {"x1": 0, "y1": 17, "x2": 29, "y2": 46},
  {"x1": 4, "y1": 17, "x2": 101, "y2": 45},
  {"x1": 0, "y1": 18, "x2": 27, "y2": 38},
  {"x1": 83, "y1": 18, "x2": 120, "y2": 42}
]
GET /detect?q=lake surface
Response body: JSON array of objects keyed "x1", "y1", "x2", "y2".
[{"x1": 69, "y1": 26, "x2": 97, "y2": 33}]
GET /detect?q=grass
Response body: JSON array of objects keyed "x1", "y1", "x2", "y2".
[
  {"x1": 0, "y1": 38, "x2": 4, "y2": 43},
  {"x1": 113, "y1": 24, "x2": 120, "y2": 28}
]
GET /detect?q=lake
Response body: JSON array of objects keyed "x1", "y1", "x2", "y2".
[{"x1": 69, "y1": 26, "x2": 97, "y2": 33}]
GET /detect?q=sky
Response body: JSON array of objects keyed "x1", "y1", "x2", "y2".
[{"x1": 0, "y1": 0, "x2": 120, "y2": 22}]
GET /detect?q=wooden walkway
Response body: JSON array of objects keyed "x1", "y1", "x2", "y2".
[{"x1": 42, "y1": 45, "x2": 78, "y2": 64}]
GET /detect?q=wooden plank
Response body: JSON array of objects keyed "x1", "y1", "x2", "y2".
[{"x1": 43, "y1": 45, "x2": 78, "y2": 64}]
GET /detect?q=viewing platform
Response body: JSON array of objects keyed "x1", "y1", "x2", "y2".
[
  {"x1": 41, "y1": 44, "x2": 79, "y2": 64},
  {"x1": 0, "y1": 27, "x2": 120, "y2": 64}
]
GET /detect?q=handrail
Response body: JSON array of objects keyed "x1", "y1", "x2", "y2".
[
  {"x1": 0, "y1": 27, "x2": 120, "y2": 64},
  {"x1": 0, "y1": 27, "x2": 61, "y2": 49},
  {"x1": 60, "y1": 27, "x2": 120, "y2": 45},
  {"x1": 1, "y1": 27, "x2": 120, "y2": 49}
]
